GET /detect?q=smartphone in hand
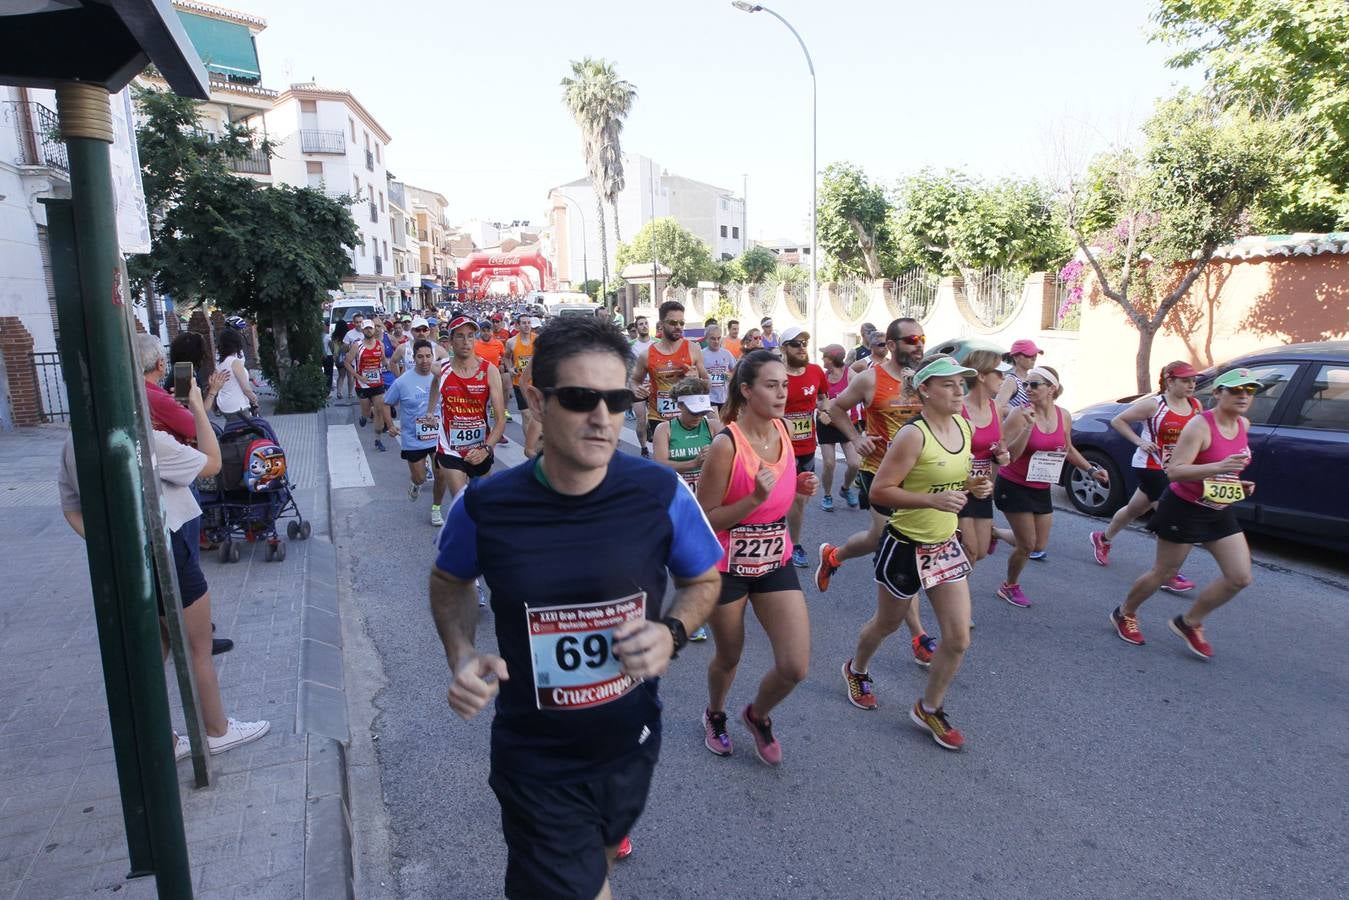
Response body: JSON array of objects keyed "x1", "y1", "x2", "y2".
[{"x1": 173, "y1": 362, "x2": 193, "y2": 406}]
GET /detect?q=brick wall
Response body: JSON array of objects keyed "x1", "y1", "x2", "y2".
[
  {"x1": 0, "y1": 317, "x2": 42, "y2": 427},
  {"x1": 166, "y1": 311, "x2": 181, "y2": 340},
  {"x1": 188, "y1": 309, "x2": 215, "y2": 364}
]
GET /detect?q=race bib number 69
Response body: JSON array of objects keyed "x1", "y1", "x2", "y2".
[{"x1": 526, "y1": 593, "x2": 646, "y2": 711}]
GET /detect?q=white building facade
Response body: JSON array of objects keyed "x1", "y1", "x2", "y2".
[
  {"x1": 547, "y1": 154, "x2": 745, "y2": 289},
  {"x1": 264, "y1": 84, "x2": 394, "y2": 303}
]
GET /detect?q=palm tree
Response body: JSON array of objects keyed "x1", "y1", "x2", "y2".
[{"x1": 561, "y1": 58, "x2": 637, "y2": 302}]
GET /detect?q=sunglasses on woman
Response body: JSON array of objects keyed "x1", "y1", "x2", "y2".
[
  {"x1": 542, "y1": 386, "x2": 636, "y2": 413},
  {"x1": 1025, "y1": 380, "x2": 1052, "y2": 390}
]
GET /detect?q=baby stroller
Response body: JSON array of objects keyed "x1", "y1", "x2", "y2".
[{"x1": 197, "y1": 414, "x2": 310, "y2": 563}]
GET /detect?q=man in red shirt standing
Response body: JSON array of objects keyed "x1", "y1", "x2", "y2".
[
  {"x1": 140, "y1": 335, "x2": 226, "y2": 444},
  {"x1": 781, "y1": 325, "x2": 830, "y2": 569}
]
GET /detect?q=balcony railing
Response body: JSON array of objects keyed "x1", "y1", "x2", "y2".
[
  {"x1": 227, "y1": 144, "x2": 270, "y2": 175},
  {"x1": 369, "y1": 202, "x2": 378, "y2": 223},
  {"x1": 418, "y1": 230, "x2": 429, "y2": 242},
  {"x1": 365, "y1": 148, "x2": 374, "y2": 171},
  {"x1": 5, "y1": 101, "x2": 68, "y2": 173},
  {"x1": 299, "y1": 129, "x2": 345, "y2": 154}
]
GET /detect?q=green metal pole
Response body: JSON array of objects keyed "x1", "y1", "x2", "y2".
[{"x1": 55, "y1": 82, "x2": 193, "y2": 898}]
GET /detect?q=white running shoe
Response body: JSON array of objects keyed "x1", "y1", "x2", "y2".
[
  {"x1": 409, "y1": 483, "x2": 420, "y2": 502},
  {"x1": 431, "y1": 505, "x2": 444, "y2": 527},
  {"x1": 207, "y1": 719, "x2": 271, "y2": 756},
  {"x1": 174, "y1": 734, "x2": 190, "y2": 762}
]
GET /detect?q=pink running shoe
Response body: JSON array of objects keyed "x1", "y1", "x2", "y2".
[
  {"x1": 1090, "y1": 531, "x2": 1111, "y2": 566},
  {"x1": 1159, "y1": 572, "x2": 1196, "y2": 594},
  {"x1": 997, "y1": 583, "x2": 1031, "y2": 608},
  {"x1": 741, "y1": 703, "x2": 782, "y2": 767}
]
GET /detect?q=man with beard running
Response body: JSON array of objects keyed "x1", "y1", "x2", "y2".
[
  {"x1": 432, "y1": 317, "x2": 721, "y2": 899},
  {"x1": 779, "y1": 324, "x2": 829, "y2": 569},
  {"x1": 426, "y1": 316, "x2": 507, "y2": 528},
  {"x1": 631, "y1": 300, "x2": 708, "y2": 453},
  {"x1": 381, "y1": 339, "x2": 440, "y2": 505},
  {"x1": 815, "y1": 318, "x2": 937, "y2": 667}
]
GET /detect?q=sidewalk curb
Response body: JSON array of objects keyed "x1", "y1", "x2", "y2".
[{"x1": 299, "y1": 408, "x2": 354, "y2": 899}]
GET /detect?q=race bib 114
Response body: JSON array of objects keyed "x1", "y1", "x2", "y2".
[{"x1": 526, "y1": 593, "x2": 646, "y2": 711}]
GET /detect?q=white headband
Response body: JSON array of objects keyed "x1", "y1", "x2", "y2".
[{"x1": 1028, "y1": 366, "x2": 1059, "y2": 388}]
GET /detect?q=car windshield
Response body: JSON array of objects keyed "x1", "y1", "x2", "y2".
[{"x1": 332, "y1": 305, "x2": 375, "y2": 324}]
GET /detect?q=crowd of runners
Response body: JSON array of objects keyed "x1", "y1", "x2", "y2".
[{"x1": 330, "y1": 302, "x2": 1264, "y2": 899}]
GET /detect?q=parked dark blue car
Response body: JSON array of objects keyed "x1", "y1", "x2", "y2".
[{"x1": 1065, "y1": 342, "x2": 1349, "y2": 551}]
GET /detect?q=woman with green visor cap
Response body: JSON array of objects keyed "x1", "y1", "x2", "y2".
[
  {"x1": 1111, "y1": 367, "x2": 1262, "y2": 661},
  {"x1": 840, "y1": 353, "x2": 992, "y2": 751}
]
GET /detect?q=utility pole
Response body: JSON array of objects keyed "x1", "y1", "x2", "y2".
[{"x1": 742, "y1": 173, "x2": 748, "y2": 254}]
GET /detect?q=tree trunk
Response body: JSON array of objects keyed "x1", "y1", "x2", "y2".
[
  {"x1": 611, "y1": 200, "x2": 622, "y2": 246},
  {"x1": 848, "y1": 218, "x2": 882, "y2": 278},
  {"x1": 1134, "y1": 325, "x2": 1157, "y2": 393},
  {"x1": 272, "y1": 311, "x2": 292, "y2": 377},
  {"x1": 595, "y1": 193, "x2": 610, "y2": 302}
]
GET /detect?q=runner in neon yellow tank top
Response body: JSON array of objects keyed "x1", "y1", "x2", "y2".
[{"x1": 840, "y1": 355, "x2": 993, "y2": 752}]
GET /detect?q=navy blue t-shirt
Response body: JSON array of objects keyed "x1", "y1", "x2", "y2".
[{"x1": 436, "y1": 452, "x2": 721, "y2": 781}]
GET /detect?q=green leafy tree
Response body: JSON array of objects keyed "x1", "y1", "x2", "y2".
[
  {"x1": 818, "y1": 162, "x2": 895, "y2": 279},
  {"x1": 615, "y1": 218, "x2": 714, "y2": 289},
  {"x1": 132, "y1": 88, "x2": 358, "y2": 407},
  {"x1": 731, "y1": 246, "x2": 778, "y2": 284},
  {"x1": 1066, "y1": 93, "x2": 1289, "y2": 390},
  {"x1": 1152, "y1": 0, "x2": 1349, "y2": 229},
  {"x1": 561, "y1": 58, "x2": 638, "y2": 295},
  {"x1": 891, "y1": 169, "x2": 1069, "y2": 279}
]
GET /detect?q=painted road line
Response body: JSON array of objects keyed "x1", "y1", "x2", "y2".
[{"x1": 327, "y1": 424, "x2": 376, "y2": 489}]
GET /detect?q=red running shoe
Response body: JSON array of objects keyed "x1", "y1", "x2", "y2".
[
  {"x1": 1169, "y1": 615, "x2": 1213, "y2": 660},
  {"x1": 815, "y1": 543, "x2": 839, "y2": 592},
  {"x1": 842, "y1": 659, "x2": 877, "y2": 710},
  {"x1": 1159, "y1": 572, "x2": 1196, "y2": 594},
  {"x1": 1090, "y1": 531, "x2": 1111, "y2": 566},
  {"x1": 741, "y1": 703, "x2": 782, "y2": 767},
  {"x1": 911, "y1": 633, "x2": 936, "y2": 668},
  {"x1": 909, "y1": 700, "x2": 965, "y2": 751},
  {"x1": 615, "y1": 835, "x2": 633, "y2": 860},
  {"x1": 1110, "y1": 606, "x2": 1144, "y2": 645}
]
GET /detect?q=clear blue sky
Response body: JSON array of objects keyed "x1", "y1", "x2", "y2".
[{"x1": 252, "y1": 0, "x2": 1198, "y2": 241}]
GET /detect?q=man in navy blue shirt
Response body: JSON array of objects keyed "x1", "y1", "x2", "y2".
[{"x1": 431, "y1": 316, "x2": 721, "y2": 900}]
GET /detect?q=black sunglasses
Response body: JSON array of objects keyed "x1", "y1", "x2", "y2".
[
  {"x1": 783, "y1": 339, "x2": 809, "y2": 348},
  {"x1": 543, "y1": 386, "x2": 635, "y2": 413},
  {"x1": 1025, "y1": 380, "x2": 1052, "y2": 390}
]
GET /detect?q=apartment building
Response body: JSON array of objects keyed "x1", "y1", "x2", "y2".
[
  {"x1": 264, "y1": 84, "x2": 394, "y2": 302},
  {"x1": 404, "y1": 185, "x2": 452, "y2": 304}
]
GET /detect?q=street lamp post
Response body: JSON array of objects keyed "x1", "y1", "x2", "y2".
[
  {"x1": 555, "y1": 192, "x2": 590, "y2": 294},
  {"x1": 732, "y1": 1, "x2": 817, "y2": 351}
]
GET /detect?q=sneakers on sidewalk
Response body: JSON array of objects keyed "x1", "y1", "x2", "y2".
[
  {"x1": 174, "y1": 734, "x2": 190, "y2": 762},
  {"x1": 408, "y1": 483, "x2": 420, "y2": 502},
  {"x1": 909, "y1": 701, "x2": 964, "y2": 751},
  {"x1": 703, "y1": 709, "x2": 732, "y2": 757},
  {"x1": 207, "y1": 719, "x2": 271, "y2": 756},
  {"x1": 690, "y1": 625, "x2": 708, "y2": 642},
  {"x1": 842, "y1": 659, "x2": 877, "y2": 710},
  {"x1": 741, "y1": 703, "x2": 782, "y2": 767},
  {"x1": 821, "y1": 494, "x2": 835, "y2": 512},
  {"x1": 1090, "y1": 531, "x2": 1111, "y2": 566},
  {"x1": 997, "y1": 582, "x2": 1031, "y2": 608},
  {"x1": 1110, "y1": 606, "x2": 1145, "y2": 645},
  {"x1": 430, "y1": 505, "x2": 444, "y2": 527},
  {"x1": 1028, "y1": 550, "x2": 1048, "y2": 562},
  {"x1": 790, "y1": 545, "x2": 809, "y2": 568},
  {"x1": 1169, "y1": 615, "x2": 1213, "y2": 660}
]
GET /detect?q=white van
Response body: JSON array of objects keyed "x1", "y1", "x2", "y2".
[{"x1": 328, "y1": 299, "x2": 381, "y2": 339}]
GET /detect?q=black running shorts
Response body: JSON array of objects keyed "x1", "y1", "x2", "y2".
[
  {"x1": 356, "y1": 385, "x2": 386, "y2": 400},
  {"x1": 717, "y1": 564, "x2": 801, "y2": 605},
  {"x1": 400, "y1": 446, "x2": 435, "y2": 463},
  {"x1": 489, "y1": 741, "x2": 659, "y2": 900},
  {"x1": 794, "y1": 453, "x2": 816, "y2": 475},
  {"x1": 435, "y1": 449, "x2": 494, "y2": 478},
  {"x1": 993, "y1": 474, "x2": 1052, "y2": 516},
  {"x1": 1134, "y1": 467, "x2": 1170, "y2": 502},
  {"x1": 855, "y1": 469, "x2": 893, "y2": 517},
  {"x1": 1147, "y1": 490, "x2": 1243, "y2": 545}
]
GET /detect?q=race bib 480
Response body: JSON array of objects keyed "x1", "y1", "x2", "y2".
[{"x1": 526, "y1": 593, "x2": 647, "y2": 711}]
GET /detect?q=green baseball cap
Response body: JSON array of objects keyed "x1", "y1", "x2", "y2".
[
  {"x1": 1213, "y1": 368, "x2": 1262, "y2": 390},
  {"x1": 914, "y1": 356, "x2": 977, "y2": 386}
]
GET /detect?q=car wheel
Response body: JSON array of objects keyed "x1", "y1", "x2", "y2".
[{"x1": 1066, "y1": 450, "x2": 1124, "y2": 517}]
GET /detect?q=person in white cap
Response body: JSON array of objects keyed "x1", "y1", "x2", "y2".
[{"x1": 395, "y1": 316, "x2": 448, "y2": 375}]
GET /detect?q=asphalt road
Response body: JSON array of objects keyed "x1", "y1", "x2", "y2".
[{"x1": 332, "y1": 405, "x2": 1349, "y2": 899}]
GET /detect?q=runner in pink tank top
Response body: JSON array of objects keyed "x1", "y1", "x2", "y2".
[
  {"x1": 1113, "y1": 368, "x2": 1261, "y2": 660},
  {"x1": 957, "y1": 349, "x2": 1017, "y2": 566},
  {"x1": 693, "y1": 350, "x2": 816, "y2": 767},
  {"x1": 816, "y1": 343, "x2": 862, "y2": 511}
]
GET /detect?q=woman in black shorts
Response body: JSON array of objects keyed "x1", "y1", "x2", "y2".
[{"x1": 1111, "y1": 369, "x2": 1260, "y2": 659}]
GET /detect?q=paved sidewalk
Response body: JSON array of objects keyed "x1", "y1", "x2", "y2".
[{"x1": 0, "y1": 412, "x2": 350, "y2": 899}]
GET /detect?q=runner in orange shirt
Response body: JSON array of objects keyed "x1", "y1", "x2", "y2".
[{"x1": 631, "y1": 300, "x2": 708, "y2": 446}]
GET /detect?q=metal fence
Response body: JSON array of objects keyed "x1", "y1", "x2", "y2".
[
  {"x1": 6, "y1": 100, "x2": 68, "y2": 172},
  {"x1": 961, "y1": 267, "x2": 1026, "y2": 328},
  {"x1": 782, "y1": 281, "x2": 807, "y2": 319},
  {"x1": 885, "y1": 267, "x2": 939, "y2": 321},
  {"x1": 226, "y1": 144, "x2": 270, "y2": 175},
  {"x1": 834, "y1": 280, "x2": 871, "y2": 322},
  {"x1": 1050, "y1": 273, "x2": 1081, "y2": 330},
  {"x1": 299, "y1": 129, "x2": 345, "y2": 154},
  {"x1": 31, "y1": 351, "x2": 69, "y2": 423}
]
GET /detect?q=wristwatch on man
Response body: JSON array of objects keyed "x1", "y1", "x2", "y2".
[{"x1": 662, "y1": 616, "x2": 688, "y2": 660}]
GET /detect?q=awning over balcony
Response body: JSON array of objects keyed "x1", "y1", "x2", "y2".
[
  {"x1": 421, "y1": 279, "x2": 440, "y2": 290},
  {"x1": 177, "y1": 12, "x2": 262, "y2": 83}
]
